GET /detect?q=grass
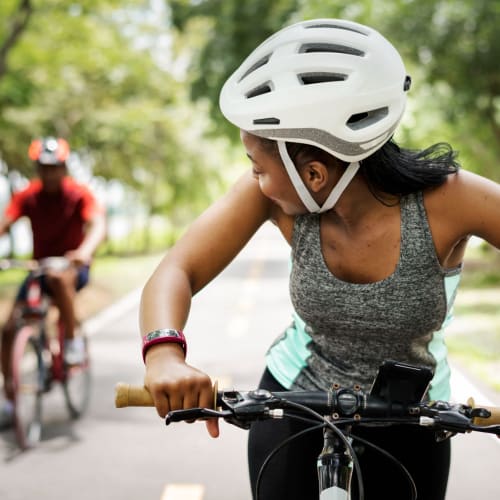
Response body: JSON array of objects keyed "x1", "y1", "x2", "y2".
[
  {"x1": 446, "y1": 243, "x2": 500, "y2": 392},
  {"x1": 458, "y1": 243, "x2": 500, "y2": 288},
  {"x1": 90, "y1": 252, "x2": 163, "y2": 297},
  {"x1": 0, "y1": 269, "x2": 26, "y2": 299},
  {"x1": 75, "y1": 252, "x2": 164, "y2": 319}
]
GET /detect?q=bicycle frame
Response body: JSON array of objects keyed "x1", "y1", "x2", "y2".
[
  {"x1": 317, "y1": 424, "x2": 353, "y2": 500},
  {"x1": 21, "y1": 267, "x2": 67, "y2": 385},
  {"x1": 2, "y1": 257, "x2": 92, "y2": 449}
]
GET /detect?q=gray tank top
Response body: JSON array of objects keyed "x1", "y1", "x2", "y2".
[{"x1": 266, "y1": 192, "x2": 461, "y2": 396}]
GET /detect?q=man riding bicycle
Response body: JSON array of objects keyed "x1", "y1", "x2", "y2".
[{"x1": 0, "y1": 137, "x2": 106, "y2": 428}]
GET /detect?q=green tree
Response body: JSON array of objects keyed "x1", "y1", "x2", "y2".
[
  {"x1": 0, "y1": 0, "x2": 227, "y2": 241},
  {"x1": 0, "y1": 0, "x2": 32, "y2": 81},
  {"x1": 169, "y1": 0, "x2": 499, "y2": 180},
  {"x1": 169, "y1": 0, "x2": 299, "y2": 139},
  {"x1": 380, "y1": 0, "x2": 500, "y2": 180}
]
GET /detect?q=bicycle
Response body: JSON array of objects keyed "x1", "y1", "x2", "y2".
[
  {"x1": 0, "y1": 257, "x2": 92, "y2": 450},
  {"x1": 115, "y1": 362, "x2": 500, "y2": 500}
]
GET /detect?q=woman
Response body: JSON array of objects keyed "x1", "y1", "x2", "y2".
[{"x1": 140, "y1": 19, "x2": 500, "y2": 499}]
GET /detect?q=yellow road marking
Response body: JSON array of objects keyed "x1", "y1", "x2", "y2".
[{"x1": 161, "y1": 484, "x2": 205, "y2": 500}]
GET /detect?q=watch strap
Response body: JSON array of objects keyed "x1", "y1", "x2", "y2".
[{"x1": 142, "y1": 329, "x2": 187, "y2": 362}]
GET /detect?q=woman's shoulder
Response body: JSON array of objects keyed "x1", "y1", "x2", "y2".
[
  {"x1": 424, "y1": 169, "x2": 499, "y2": 208},
  {"x1": 424, "y1": 169, "x2": 500, "y2": 247}
]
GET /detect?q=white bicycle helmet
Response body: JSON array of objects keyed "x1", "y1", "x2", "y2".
[{"x1": 219, "y1": 18, "x2": 411, "y2": 213}]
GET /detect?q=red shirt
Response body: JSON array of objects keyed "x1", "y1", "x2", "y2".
[{"x1": 4, "y1": 177, "x2": 103, "y2": 259}]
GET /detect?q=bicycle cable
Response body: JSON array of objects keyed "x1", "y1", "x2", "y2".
[
  {"x1": 269, "y1": 400, "x2": 366, "y2": 500},
  {"x1": 254, "y1": 421, "x2": 326, "y2": 500},
  {"x1": 285, "y1": 401, "x2": 365, "y2": 499},
  {"x1": 350, "y1": 432, "x2": 417, "y2": 500}
]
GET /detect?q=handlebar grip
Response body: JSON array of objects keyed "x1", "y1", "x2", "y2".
[
  {"x1": 115, "y1": 383, "x2": 154, "y2": 408},
  {"x1": 114, "y1": 381, "x2": 219, "y2": 409},
  {"x1": 468, "y1": 398, "x2": 500, "y2": 426}
]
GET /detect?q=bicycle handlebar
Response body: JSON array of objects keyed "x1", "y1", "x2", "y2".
[
  {"x1": 0, "y1": 257, "x2": 71, "y2": 273},
  {"x1": 114, "y1": 383, "x2": 500, "y2": 435}
]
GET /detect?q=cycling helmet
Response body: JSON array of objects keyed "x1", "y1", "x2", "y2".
[
  {"x1": 219, "y1": 19, "x2": 411, "y2": 213},
  {"x1": 28, "y1": 137, "x2": 70, "y2": 166}
]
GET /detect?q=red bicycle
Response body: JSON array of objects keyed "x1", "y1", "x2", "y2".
[{"x1": 0, "y1": 257, "x2": 91, "y2": 449}]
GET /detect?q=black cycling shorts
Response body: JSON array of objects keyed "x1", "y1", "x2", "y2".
[{"x1": 15, "y1": 265, "x2": 90, "y2": 302}]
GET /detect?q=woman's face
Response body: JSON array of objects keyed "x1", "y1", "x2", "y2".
[{"x1": 240, "y1": 131, "x2": 308, "y2": 215}]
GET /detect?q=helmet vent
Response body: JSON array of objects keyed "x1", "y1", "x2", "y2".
[
  {"x1": 346, "y1": 107, "x2": 389, "y2": 130},
  {"x1": 305, "y1": 23, "x2": 369, "y2": 36},
  {"x1": 253, "y1": 118, "x2": 280, "y2": 125},
  {"x1": 245, "y1": 82, "x2": 273, "y2": 99},
  {"x1": 298, "y1": 72, "x2": 347, "y2": 85},
  {"x1": 300, "y1": 42, "x2": 364, "y2": 57},
  {"x1": 239, "y1": 54, "x2": 272, "y2": 82}
]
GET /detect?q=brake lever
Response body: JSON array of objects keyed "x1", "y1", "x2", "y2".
[
  {"x1": 468, "y1": 424, "x2": 500, "y2": 436},
  {"x1": 165, "y1": 408, "x2": 232, "y2": 425},
  {"x1": 431, "y1": 410, "x2": 476, "y2": 433}
]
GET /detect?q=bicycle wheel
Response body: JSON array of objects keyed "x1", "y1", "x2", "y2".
[
  {"x1": 11, "y1": 325, "x2": 44, "y2": 449},
  {"x1": 62, "y1": 333, "x2": 91, "y2": 419}
]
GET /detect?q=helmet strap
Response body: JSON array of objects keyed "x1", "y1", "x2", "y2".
[{"x1": 277, "y1": 141, "x2": 360, "y2": 214}]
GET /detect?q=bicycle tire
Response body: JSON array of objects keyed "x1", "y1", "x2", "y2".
[
  {"x1": 11, "y1": 325, "x2": 44, "y2": 449},
  {"x1": 62, "y1": 333, "x2": 91, "y2": 419}
]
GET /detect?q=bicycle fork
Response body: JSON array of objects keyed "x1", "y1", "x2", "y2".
[{"x1": 317, "y1": 423, "x2": 353, "y2": 500}]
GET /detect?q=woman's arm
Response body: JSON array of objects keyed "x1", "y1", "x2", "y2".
[
  {"x1": 457, "y1": 171, "x2": 500, "y2": 248},
  {"x1": 425, "y1": 170, "x2": 500, "y2": 267},
  {"x1": 140, "y1": 171, "x2": 273, "y2": 333},
  {"x1": 140, "y1": 171, "x2": 274, "y2": 432}
]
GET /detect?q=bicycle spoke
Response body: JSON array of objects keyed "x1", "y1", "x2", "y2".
[
  {"x1": 62, "y1": 334, "x2": 92, "y2": 419},
  {"x1": 12, "y1": 327, "x2": 43, "y2": 450}
]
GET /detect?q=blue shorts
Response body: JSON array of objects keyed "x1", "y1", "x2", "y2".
[{"x1": 16, "y1": 265, "x2": 90, "y2": 302}]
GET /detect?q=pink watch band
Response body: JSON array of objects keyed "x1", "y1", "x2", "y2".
[{"x1": 142, "y1": 329, "x2": 187, "y2": 362}]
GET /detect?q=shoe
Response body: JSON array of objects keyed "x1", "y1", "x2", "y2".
[
  {"x1": 64, "y1": 337, "x2": 86, "y2": 365},
  {"x1": 0, "y1": 399, "x2": 14, "y2": 431}
]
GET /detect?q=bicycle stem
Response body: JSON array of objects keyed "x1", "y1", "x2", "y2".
[{"x1": 317, "y1": 420, "x2": 353, "y2": 498}]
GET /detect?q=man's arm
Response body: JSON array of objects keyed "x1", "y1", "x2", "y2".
[
  {"x1": 65, "y1": 212, "x2": 106, "y2": 266},
  {"x1": 1, "y1": 186, "x2": 25, "y2": 239},
  {"x1": 0, "y1": 216, "x2": 15, "y2": 238}
]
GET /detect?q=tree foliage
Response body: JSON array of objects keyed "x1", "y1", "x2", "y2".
[
  {"x1": 380, "y1": 0, "x2": 500, "y2": 179},
  {"x1": 0, "y1": 0, "x2": 226, "y2": 222},
  {"x1": 169, "y1": 0, "x2": 499, "y2": 179},
  {"x1": 0, "y1": 0, "x2": 497, "y2": 204},
  {"x1": 169, "y1": 0, "x2": 300, "y2": 140}
]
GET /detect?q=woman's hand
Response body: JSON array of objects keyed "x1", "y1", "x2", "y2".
[{"x1": 144, "y1": 343, "x2": 219, "y2": 438}]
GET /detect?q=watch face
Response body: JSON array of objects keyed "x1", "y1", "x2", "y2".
[
  {"x1": 147, "y1": 329, "x2": 181, "y2": 342},
  {"x1": 142, "y1": 329, "x2": 187, "y2": 361}
]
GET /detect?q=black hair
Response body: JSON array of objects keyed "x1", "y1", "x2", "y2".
[
  {"x1": 359, "y1": 139, "x2": 460, "y2": 196},
  {"x1": 256, "y1": 135, "x2": 460, "y2": 201}
]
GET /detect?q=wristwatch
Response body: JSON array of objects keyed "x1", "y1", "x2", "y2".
[{"x1": 142, "y1": 328, "x2": 187, "y2": 361}]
